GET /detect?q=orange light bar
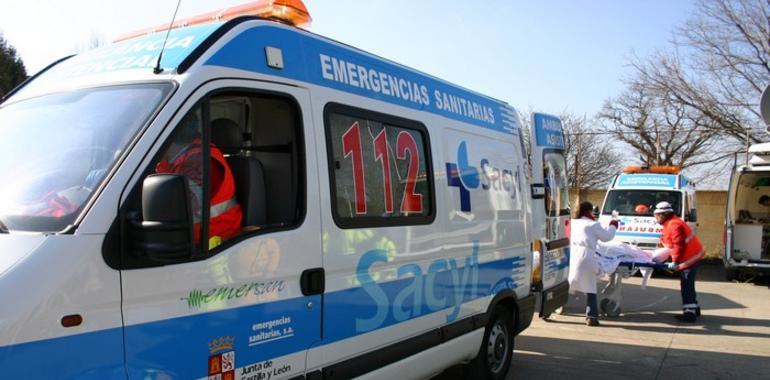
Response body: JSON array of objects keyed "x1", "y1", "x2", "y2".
[
  {"x1": 623, "y1": 165, "x2": 681, "y2": 174},
  {"x1": 115, "y1": 0, "x2": 311, "y2": 42}
]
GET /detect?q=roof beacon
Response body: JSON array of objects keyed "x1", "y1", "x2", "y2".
[
  {"x1": 622, "y1": 165, "x2": 682, "y2": 175},
  {"x1": 115, "y1": 0, "x2": 312, "y2": 42}
]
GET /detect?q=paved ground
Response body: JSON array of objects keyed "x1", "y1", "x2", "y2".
[{"x1": 436, "y1": 263, "x2": 770, "y2": 379}]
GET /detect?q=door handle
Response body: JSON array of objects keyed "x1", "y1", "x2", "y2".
[{"x1": 300, "y1": 268, "x2": 325, "y2": 296}]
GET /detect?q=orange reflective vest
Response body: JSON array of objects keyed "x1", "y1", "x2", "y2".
[
  {"x1": 660, "y1": 216, "x2": 703, "y2": 270},
  {"x1": 157, "y1": 140, "x2": 242, "y2": 247}
]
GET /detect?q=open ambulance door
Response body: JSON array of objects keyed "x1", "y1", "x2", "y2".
[{"x1": 529, "y1": 113, "x2": 570, "y2": 318}]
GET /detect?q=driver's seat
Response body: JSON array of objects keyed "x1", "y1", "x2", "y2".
[{"x1": 211, "y1": 118, "x2": 267, "y2": 227}]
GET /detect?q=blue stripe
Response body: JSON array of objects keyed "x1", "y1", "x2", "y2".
[
  {"x1": 544, "y1": 247, "x2": 569, "y2": 274},
  {"x1": 205, "y1": 25, "x2": 515, "y2": 134},
  {"x1": 615, "y1": 232, "x2": 662, "y2": 238},
  {"x1": 323, "y1": 253, "x2": 525, "y2": 342},
  {"x1": 616, "y1": 174, "x2": 676, "y2": 188},
  {"x1": 39, "y1": 23, "x2": 223, "y2": 80},
  {"x1": 124, "y1": 295, "x2": 322, "y2": 379},
  {"x1": 0, "y1": 327, "x2": 124, "y2": 379},
  {"x1": 0, "y1": 256, "x2": 524, "y2": 378},
  {"x1": 545, "y1": 259, "x2": 569, "y2": 272}
]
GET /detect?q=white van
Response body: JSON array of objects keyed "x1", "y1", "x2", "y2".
[
  {"x1": 599, "y1": 167, "x2": 697, "y2": 249},
  {"x1": 724, "y1": 144, "x2": 770, "y2": 279},
  {"x1": 0, "y1": 3, "x2": 563, "y2": 379}
]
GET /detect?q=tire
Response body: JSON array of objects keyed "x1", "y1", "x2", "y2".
[
  {"x1": 725, "y1": 268, "x2": 738, "y2": 282},
  {"x1": 600, "y1": 298, "x2": 620, "y2": 318},
  {"x1": 467, "y1": 306, "x2": 515, "y2": 380}
]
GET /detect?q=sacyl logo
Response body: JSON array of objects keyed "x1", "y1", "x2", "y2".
[{"x1": 446, "y1": 141, "x2": 520, "y2": 212}]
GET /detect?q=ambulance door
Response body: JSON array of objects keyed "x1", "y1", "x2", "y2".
[
  {"x1": 684, "y1": 189, "x2": 698, "y2": 234},
  {"x1": 529, "y1": 113, "x2": 570, "y2": 318},
  {"x1": 112, "y1": 81, "x2": 322, "y2": 379},
  {"x1": 308, "y1": 104, "x2": 438, "y2": 376}
]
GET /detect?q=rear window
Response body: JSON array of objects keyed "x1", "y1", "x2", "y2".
[{"x1": 602, "y1": 190, "x2": 682, "y2": 217}]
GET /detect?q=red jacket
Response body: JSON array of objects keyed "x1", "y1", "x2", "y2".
[
  {"x1": 660, "y1": 216, "x2": 703, "y2": 270},
  {"x1": 157, "y1": 140, "x2": 242, "y2": 246}
]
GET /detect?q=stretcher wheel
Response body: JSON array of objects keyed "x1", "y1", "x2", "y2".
[{"x1": 600, "y1": 298, "x2": 620, "y2": 317}]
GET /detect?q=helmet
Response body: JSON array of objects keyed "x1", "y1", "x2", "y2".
[
  {"x1": 653, "y1": 201, "x2": 674, "y2": 214},
  {"x1": 634, "y1": 204, "x2": 649, "y2": 213}
]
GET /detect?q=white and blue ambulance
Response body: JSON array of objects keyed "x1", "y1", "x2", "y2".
[
  {"x1": 599, "y1": 166, "x2": 697, "y2": 249},
  {"x1": 0, "y1": 2, "x2": 567, "y2": 379}
]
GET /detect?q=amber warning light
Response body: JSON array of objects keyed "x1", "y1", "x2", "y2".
[
  {"x1": 622, "y1": 165, "x2": 681, "y2": 175},
  {"x1": 115, "y1": 0, "x2": 312, "y2": 42}
]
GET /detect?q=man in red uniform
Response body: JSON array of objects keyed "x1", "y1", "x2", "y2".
[
  {"x1": 654, "y1": 201, "x2": 704, "y2": 322},
  {"x1": 156, "y1": 113, "x2": 242, "y2": 249}
]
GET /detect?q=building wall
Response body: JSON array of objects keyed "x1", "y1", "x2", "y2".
[{"x1": 572, "y1": 190, "x2": 727, "y2": 258}]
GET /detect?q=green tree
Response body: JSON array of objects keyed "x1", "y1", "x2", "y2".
[{"x1": 0, "y1": 34, "x2": 28, "y2": 99}]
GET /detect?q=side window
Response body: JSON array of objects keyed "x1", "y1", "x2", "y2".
[
  {"x1": 121, "y1": 90, "x2": 304, "y2": 267},
  {"x1": 154, "y1": 105, "x2": 206, "y2": 249},
  {"x1": 543, "y1": 151, "x2": 569, "y2": 216},
  {"x1": 325, "y1": 104, "x2": 434, "y2": 228}
]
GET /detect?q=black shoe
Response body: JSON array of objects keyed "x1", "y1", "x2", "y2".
[
  {"x1": 696, "y1": 307, "x2": 701, "y2": 317},
  {"x1": 586, "y1": 318, "x2": 600, "y2": 326},
  {"x1": 675, "y1": 313, "x2": 697, "y2": 323}
]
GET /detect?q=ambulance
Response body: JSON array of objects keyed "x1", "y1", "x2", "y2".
[
  {"x1": 0, "y1": 1, "x2": 567, "y2": 378},
  {"x1": 599, "y1": 166, "x2": 697, "y2": 249},
  {"x1": 724, "y1": 86, "x2": 770, "y2": 280},
  {"x1": 725, "y1": 144, "x2": 770, "y2": 280}
]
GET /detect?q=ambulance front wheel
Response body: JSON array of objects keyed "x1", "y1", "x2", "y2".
[
  {"x1": 600, "y1": 298, "x2": 621, "y2": 318},
  {"x1": 468, "y1": 305, "x2": 514, "y2": 380}
]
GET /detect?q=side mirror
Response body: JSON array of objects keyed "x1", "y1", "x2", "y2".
[
  {"x1": 130, "y1": 174, "x2": 194, "y2": 261},
  {"x1": 686, "y1": 208, "x2": 698, "y2": 223},
  {"x1": 592, "y1": 206, "x2": 600, "y2": 219}
]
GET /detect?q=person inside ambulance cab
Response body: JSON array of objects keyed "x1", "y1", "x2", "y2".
[
  {"x1": 654, "y1": 201, "x2": 704, "y2": 323},
  {"x1": 634, "y1": 203, "x2": 649, "y2": 214},
  {"x1": 155, "y1": 110, "x2": 243, "y2": 250}
]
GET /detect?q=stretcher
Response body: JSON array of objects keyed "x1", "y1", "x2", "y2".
[{"x1": 599, "y1": 261, "x2": 669, "y2": 317}]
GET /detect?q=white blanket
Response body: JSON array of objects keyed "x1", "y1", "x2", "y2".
[
  {"x1": 595, "y1": 241, "x2": 652, "y2": 273},
  {"x1": 595, "y1": 242, "x2": 656, "y2": 289}
]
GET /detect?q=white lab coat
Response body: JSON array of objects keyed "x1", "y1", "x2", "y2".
[{"x1": 568, "y1": 217, "x2": 616, "y2": 294}]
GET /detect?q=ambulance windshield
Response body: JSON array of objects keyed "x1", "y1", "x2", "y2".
[
  {"x1": 602, "y1": 189, "x2": 682, "y2": 217},
  {"x1": 0, "y1": 83, "x2": 172, "y2": 232}
]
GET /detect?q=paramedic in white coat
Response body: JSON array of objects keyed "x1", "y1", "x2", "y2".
[{"x1": 569, "y1": 201, "x2": 618, "y2": 326}]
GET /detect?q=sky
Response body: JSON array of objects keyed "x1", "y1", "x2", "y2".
[{"x1": 0, "y1": 0, "x2": 695, "y2": 119}]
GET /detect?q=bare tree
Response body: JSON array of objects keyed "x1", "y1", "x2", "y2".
[
  {"x1": 632, "y1": 0, "x2": 770, "y2": 143},
  {"x1": 562, "y1": 113, "x2": 624, "y2": 203},
  {"x1": 521, "y1": 110, "x2": 624, "y2": 203},
  {"x1": 599, "y1": 82, "x2": 719, "y2": 168}
]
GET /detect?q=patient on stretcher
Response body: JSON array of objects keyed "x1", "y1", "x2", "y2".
[{"x1": 595, "y1": 241, "x2": 671, "y2": 276}]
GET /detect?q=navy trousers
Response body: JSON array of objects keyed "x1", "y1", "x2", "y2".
[
  {"x1": 586, "y1": 293, "x2": 598, "y2": 319},
  {"x1": 680, "y1": 262, "x2": 699, "y2": 315}
]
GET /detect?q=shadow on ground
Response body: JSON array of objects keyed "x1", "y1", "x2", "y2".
[
  {"x1": 433, "y1": 262, "x2": 770, "y2": 379},
  {"x1": 434, "y1": 335, "x2": 767, "y2": 379}
]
